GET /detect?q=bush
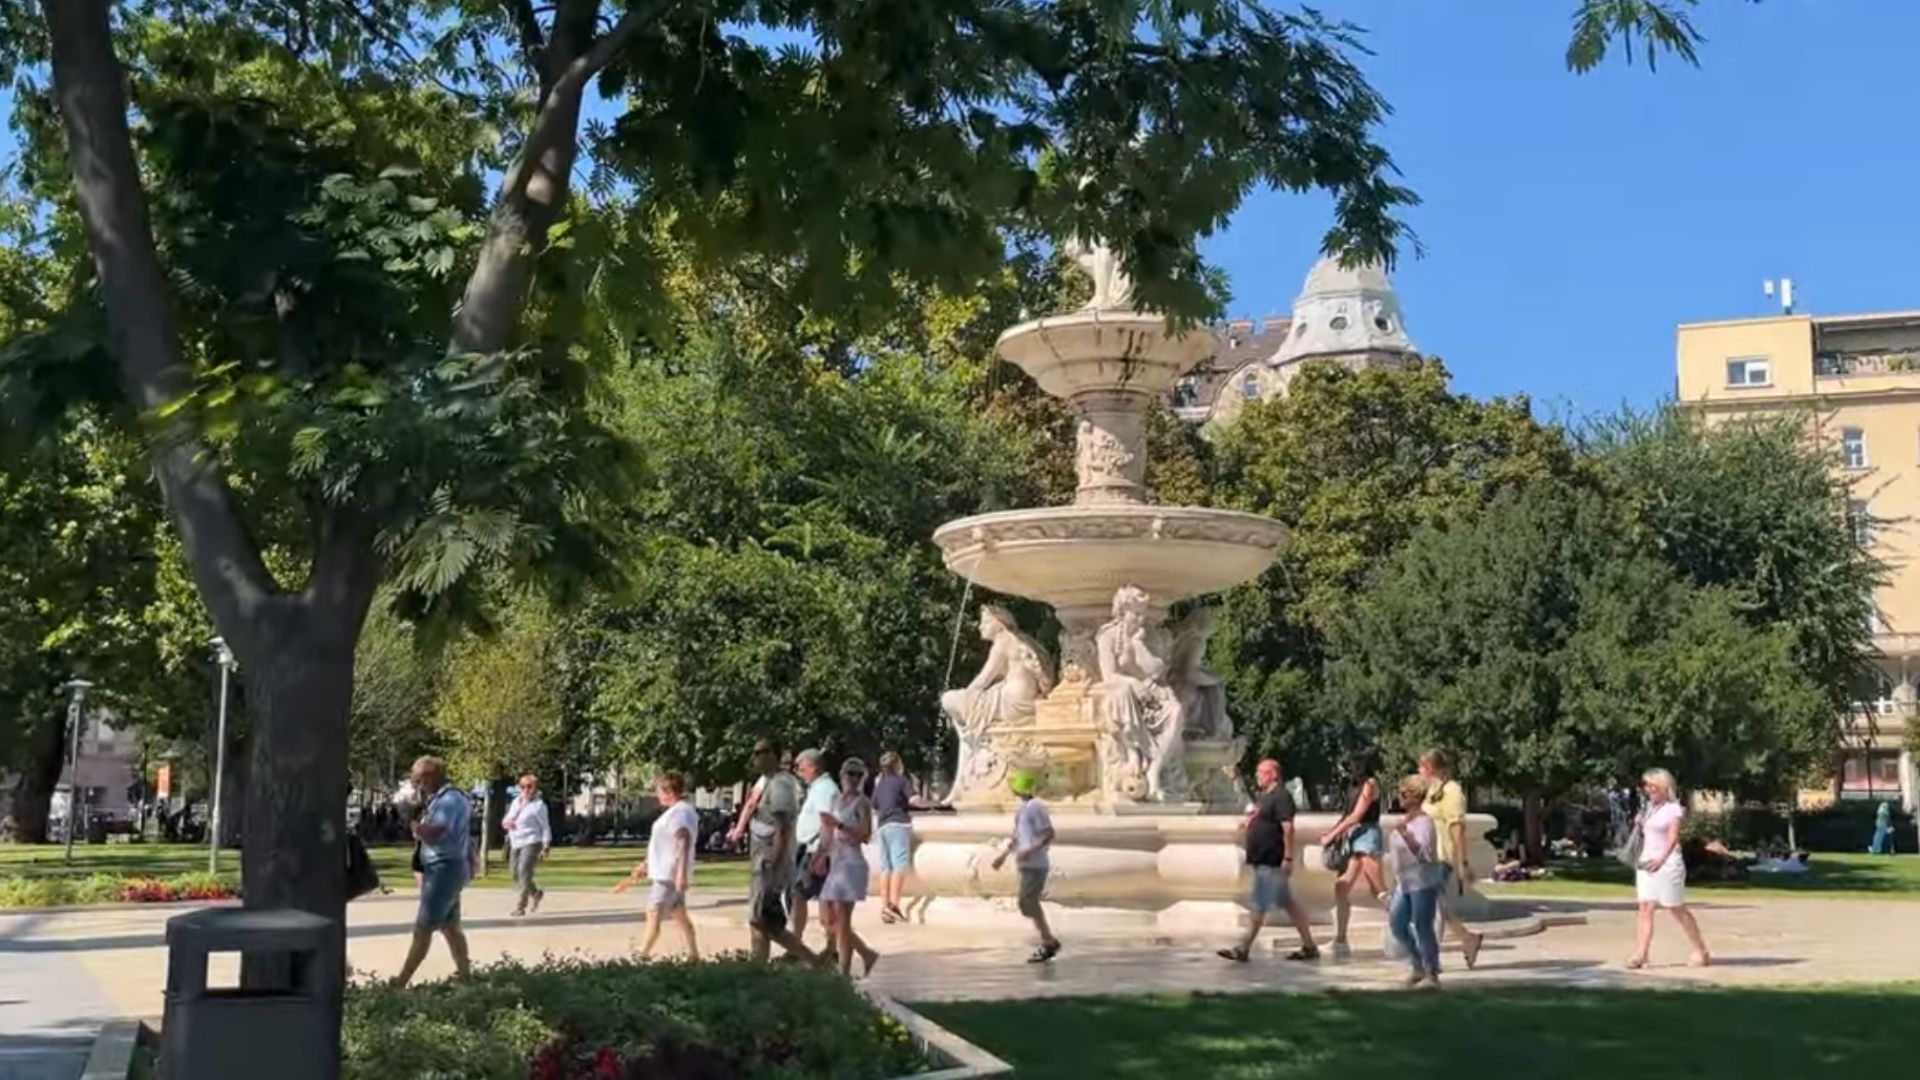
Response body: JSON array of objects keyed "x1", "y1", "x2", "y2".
[
  {"x1": 1685, "y1": 803, "x2": 1912, "y2": 854},
  {"x1": 342, "y1": 957, "x2": 929, "y2": 1080},
  {"x1": 0, "y1": 871, "x2": 240, "y2": 909}
]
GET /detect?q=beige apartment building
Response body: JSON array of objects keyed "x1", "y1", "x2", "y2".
[{"x1": 1678, "y1": 309, "x2": 1920, "y2": 811}]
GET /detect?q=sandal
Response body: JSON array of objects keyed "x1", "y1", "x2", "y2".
[
  {"x1": 1285, "y1": 948, "x2": 1320, "y2": 962},
  {"x1": 1689, "y1": 952, "x2": 1712, "y2": 968},
  {"x1": 1216, "y1": 946, "x2": 1250, "y2": 963},
  {"x1": 1624, "y1": 956, "x2": 1648, "y2": 971},
  {"x1": 1026, "y1": 941, "x2": 1061, "y2": 964}
]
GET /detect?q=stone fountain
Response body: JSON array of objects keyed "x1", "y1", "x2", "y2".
[{"x1": 911, "y1": 242, "x2": 1495, "y2": 930}]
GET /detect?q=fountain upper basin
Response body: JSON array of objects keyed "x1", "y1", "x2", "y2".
[{"x1": 932, "y1": 504, "x2": 1287, "y2": 613}]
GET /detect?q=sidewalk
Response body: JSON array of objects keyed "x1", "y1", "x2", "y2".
[{"x1": 5, "y1": 884, "x2": 1916, "y2": 1076}]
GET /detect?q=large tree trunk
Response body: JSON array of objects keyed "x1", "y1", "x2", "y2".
[
  {"x1": 235, "y1": 618, "x2": 358, "y2": 1072},
  {"x1": 8, "y1": 709, "x2": 67, "y2": 844},
  {"x1": 1522, "y1": 791, "x2": 1548, "y2": 866}
]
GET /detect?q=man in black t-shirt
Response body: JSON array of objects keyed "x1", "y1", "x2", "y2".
[{"x1": 1218, "y1": 758, "x2": 1320, "y2": 963}]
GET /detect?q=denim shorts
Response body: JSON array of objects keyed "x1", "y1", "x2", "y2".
[
  {"x1": 876, "y1": 823, "x2": 914, "y2": 874},
  {"x1": 416, "y1": 862, "x2": 465, "y2": 930},
  {"x1": 1350, "y1": 824, "x2": 1385, "y2": 855},
  {"x1": 649, "y1": 881, "x2": 687, "y2": 912},
  {"x1": 1249, "y1": 864, "x2": 1291, "y2": 913}
]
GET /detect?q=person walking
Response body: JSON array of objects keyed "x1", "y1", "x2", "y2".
[
  {"x1": 617, "y1": 771, "x2": 701, "y2": 960},
  {"x1": 1320, "y1": 750, "x2": 1389, "y2": 954},
  {"x1": 791, "y1": 749, "x2": 840, "y2": 945},
  {"x1": 1418, "y1": 750, "x2": 1485, "y2": 969},
  {"x1": 1386, "y1": 774, "x2": 1446, "y2": 987},
  {"x1": 991, "y1": 769, "x2": 1061, "y2": 963},
  {"x1": 744, "y1": 738, "x2": 818, "y2": 964},
  {"x1": 1627, "y1": 767, "x2": 1711, "y2": 970},
  {"x1": 872, "y1": 751, "x2": 919, "y2": 924},
  {"x1": 394, "y1": 756, "x2": 473, "y2": 986},
  {"x1": 817, "y1": 757, "x2": 881, "y2": 977},
  {"x1": 1870, "y1": 801, "x2": 1895, "y2": 855},
  {"x1": 1217, "y1": 758, "x2": 1319, "y2": 963},
  {"x1": 502, "y1": 773, "x2": 552, "y2": 917}
]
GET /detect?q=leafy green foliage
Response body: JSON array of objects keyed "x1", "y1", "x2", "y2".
[
  {"x1": 1323, "y1": 481, "x2": 1829, "y2": 808},
  {"x1": 432, "y1": 595, "x2": 564, "y2": 787},
  {"x1": 341, "y1": 956, "x2": 928, "y2": 1080}
]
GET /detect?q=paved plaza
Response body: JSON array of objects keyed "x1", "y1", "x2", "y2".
[{"x1": 4, "y1": 885, "x2": 1918, "y2": 1077}]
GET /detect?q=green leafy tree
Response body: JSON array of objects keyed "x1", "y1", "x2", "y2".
[
  {"x1": 1324, "y1": 481, "x2": 1828, "y2": 860},
  {"x1": 432, "y1": 597, "x2": 563, "y2": 872},
  {"x1": 1582, "y1": 407, "x2": 1881, "y2": 740},
  {"x1": 1208, "y1": 361, "x2": 1578, "y2": 795},
  {"x1": 348, "y1": 602, "x2": 439, "y2": 803}
]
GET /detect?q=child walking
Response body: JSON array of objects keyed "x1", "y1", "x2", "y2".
[
  {"x1": 1387, "y1": 774, "x2": 1445, "y2": 988},
  {"x1": 992, "y1": 769, "x2": 1061, "y2": 964}
]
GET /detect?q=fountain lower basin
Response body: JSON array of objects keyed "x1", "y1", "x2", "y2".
[{"x1": 932, "y1": 504, "x2": 1288, "y2": 615}]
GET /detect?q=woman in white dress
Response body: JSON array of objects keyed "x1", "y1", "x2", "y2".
[
  {"x1": 1627, "y1": 767, "x2": 1711, "y2": 969},
  {"x1": 817, "y1": 758, "x2": 880, "y2": 977}
]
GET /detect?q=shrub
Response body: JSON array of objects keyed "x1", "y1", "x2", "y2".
[
  {"x1": 0, "y1": 871, "x2": 240, "y2": 909},
  {"x1": 342, "y1": 957, "x2": 930, "y2": 1080}
]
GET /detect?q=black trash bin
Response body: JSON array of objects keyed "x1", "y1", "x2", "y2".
[{"x1": 160, "y1": 908, "x2": 337, "y2": 1080}]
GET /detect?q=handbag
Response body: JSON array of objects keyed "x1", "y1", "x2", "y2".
[
  {"x1": 346, "y1": 833, "x2": 382, "y2": 901},
  {"x1": 1616, "y1": 817, "x2": 1645, "y2": 870},
  {"x1": 1320, "y1": 832, "x2": 1353, "y2": 874}
]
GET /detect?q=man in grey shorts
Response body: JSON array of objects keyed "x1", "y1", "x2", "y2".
[{"x1": 1219, "y1": 758, "x2": 1319, "y2": 963}]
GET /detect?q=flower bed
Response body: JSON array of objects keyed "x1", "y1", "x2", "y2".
[
  {"x1": 0, "y1": 871, "x2": 239, "y2": 909},
  {"x1": 343, "y1": 957, "x2": 933, "y2": 1080}
]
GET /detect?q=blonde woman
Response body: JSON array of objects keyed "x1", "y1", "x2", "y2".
[{"x1": 1628, "y1": 768, "x2": 1711, "y2": 970}]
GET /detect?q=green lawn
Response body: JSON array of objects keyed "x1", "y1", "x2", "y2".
[
  {"x1": 1483, "y1": 851, "x2": 1920, "y2": 901},
  {"x1": 0, "y1": 842, "x2": 751, "y2": 894},
  {"x1": 918, "y1": 985, "x2": 1919, "y2": 1079}
]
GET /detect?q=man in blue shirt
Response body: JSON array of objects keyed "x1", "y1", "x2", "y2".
[{"x1": 395, "y1": 756, "x2": 473, "y2": 986}]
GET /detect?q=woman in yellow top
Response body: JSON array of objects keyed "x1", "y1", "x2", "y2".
[{"x1": 1418, "y1": 750, "x2": 1485, "y2": 969}]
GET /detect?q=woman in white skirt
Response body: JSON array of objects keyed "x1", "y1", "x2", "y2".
[
  {"x1": 1627, "y1": 767, "x2": 1711, "y2": 969},
  {"x1": 816, "y1": 757, "x2": 880, "y2": 977}
]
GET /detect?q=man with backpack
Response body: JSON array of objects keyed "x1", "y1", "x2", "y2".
[{"x1": 395, "y1": 755, "x2": 474, "y2": 986}]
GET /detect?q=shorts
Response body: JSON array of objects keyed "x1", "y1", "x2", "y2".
[
  {"x1": 1016, "y1": 867, "x2": 1049, "y2": 918},
  {"x1": 1349, "y1": 824, "x2": 1385, "y2": 856},
  {"x1": 649, "y1": 881, "x2": 687, "y2": 912},
  {"x1": 416, "y1": 862, "x2": 465, "y2": 930},
  {"x1": 876, "y1": 823, "x2": 914, "y2": 874},
  {"x1": 748, "y1": 862, "x2": 789, "y2": 932},
  {"x1": 1249, "y1": 864, "x2": 1291, "y2": 913}
]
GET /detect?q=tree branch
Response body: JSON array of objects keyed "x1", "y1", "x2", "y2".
[
  {"x1": 448, "y1": 0, "x2": 662, "y2": 355},
  {"x1": 504, "y1": 0, "x2": 551, "y2": 88},
  {"x1": 43, "y1": 0, "x2": 279, "y2": 634}
]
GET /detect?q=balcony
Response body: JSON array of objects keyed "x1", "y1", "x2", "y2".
[
  {"x1": 1848, "y1": 699, "x2": 1912, "y2": 743},
  {"x1": 1816, "y1": 348, "x2": 1920, "y2": 377}
]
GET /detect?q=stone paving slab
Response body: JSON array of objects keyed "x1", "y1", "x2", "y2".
[{"x1": 5, "y1": 884, "x2": 1916, "y2": 1073}]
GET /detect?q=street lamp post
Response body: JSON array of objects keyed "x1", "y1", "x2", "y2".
[
  {"x1": 209, "y1": 637, "x2": 236, "y2": 874},
  {"x1": 59, "y1": 679, "x2": 95, "y2": 865}
]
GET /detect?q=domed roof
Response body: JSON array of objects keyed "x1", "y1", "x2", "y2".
[{"x1": 1267, "y1": 256, "x2": 1416, "y2": 368}]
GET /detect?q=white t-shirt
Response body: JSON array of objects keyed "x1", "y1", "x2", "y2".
[
  {"x1": 1014, "y1": 798, "x2": 1053, "y2": 870},
  {"x1": 648, "y1": 801, "x2": 699, "y2": 884}
]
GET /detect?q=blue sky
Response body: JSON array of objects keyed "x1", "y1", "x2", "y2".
[
  {"x1": 6, "y1": 2, "x2": 1914, "y2": 418},
  {"x1": 1209, "y1": 0, "x2": 1920, "y2": 418}
]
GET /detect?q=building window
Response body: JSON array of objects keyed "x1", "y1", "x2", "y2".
[
  {"x1": 1843, "y1": 427, "x2": 1869, "y2": 469},
  {"x1": 1840, "y1": 750, "x2": 1905, "y2": 801},
  {"x1": 1240, "y1": 372, "x2": 1260, "y2": 399},
  {"x1": 1850, "y1": 500, "x2": 1874, "y2": 547},
  {"x1": 1726, "y1": 357, "x2": 1772, "y2": 387}
]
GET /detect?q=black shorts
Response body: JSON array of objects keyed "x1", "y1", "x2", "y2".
[{"x1": 752, "y1": 885, "x2": 789, "y2": 931}]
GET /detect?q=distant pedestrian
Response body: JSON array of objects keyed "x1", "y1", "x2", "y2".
[
  {"x1": 1627, "y1": 767, "x2": 1711, "y2": 970},
  {"x1": 1418, "y1": 750, "x2": 1484, "y2": 969},
  {"x1": 1218, "y1": 758, "x2": 1319, "y2": 963},
  {"x1": 1870, "y1": 801, "x2": 1895, "y2": 855},
  {"x1": 872, "y1": 751, "x2": 920, "y2": 924},
  {"x1": 1320, "y1": 750, "x2": 1389, "y2": 954},
  {"x1": 744, "y1": 738, "x2": 818, "y2": 964},
  {"x1": 1386, "y1": 774, "x2": 1446, "y2": 987},
  {"x1": 503, "y1": 773, "x2": 552, "y2": 917},
  {"x1": 992, "y1": 769, "x2": 1061, "y2": 963},
  {"x1": 394, "y1": 756, "x2": 473, "y2": 986},
  {"x1": 618, "y1": 771, "x2": 701, "y2": 960},
  {"x1": 818, "y1": 757, "x2": 881, "y2": 977},
  {"x1": 791, "y1": 749, "x2": 841, "y2": 944}
]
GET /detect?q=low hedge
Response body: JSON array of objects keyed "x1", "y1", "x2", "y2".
[
  {"x1": 342, "y1": 957, "x2": 930, "y2": 1080},
  {"x1": 0, "y1": 871, "x2": 239, "y2": 909}
]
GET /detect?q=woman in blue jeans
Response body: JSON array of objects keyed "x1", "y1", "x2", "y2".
[{"x1": 1387, "y1": 774, "x2": 1445, "y2": 988}]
